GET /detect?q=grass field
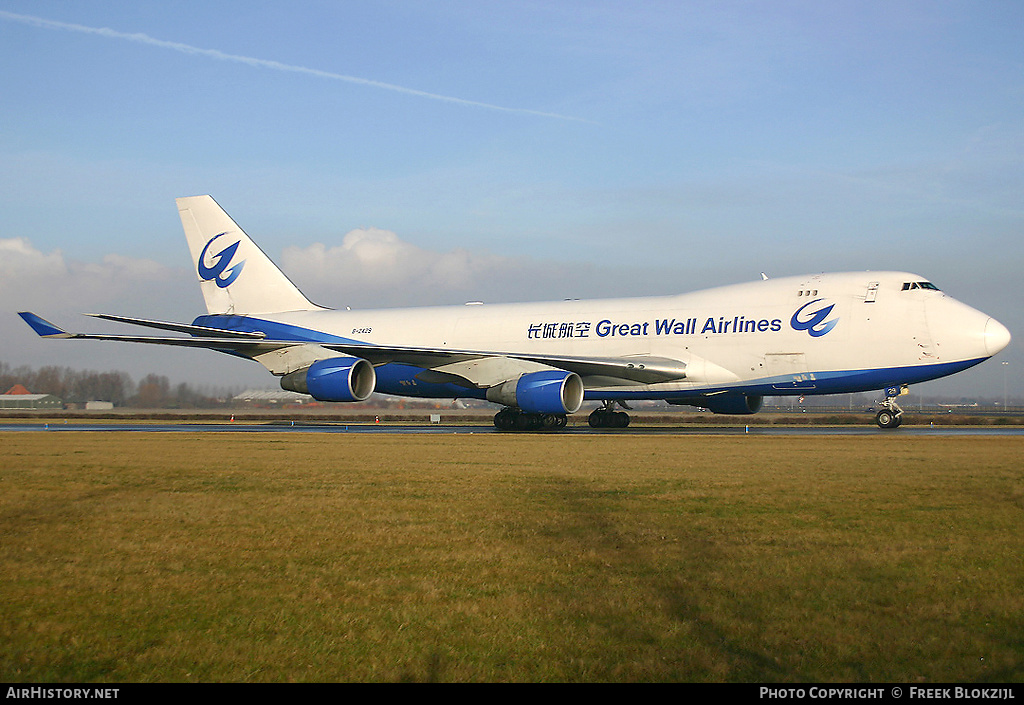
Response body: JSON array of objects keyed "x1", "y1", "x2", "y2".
[{"x1": 1, "y1": 432, "x2": 1021, "y2": 682}]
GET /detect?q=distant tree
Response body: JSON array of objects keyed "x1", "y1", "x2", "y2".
[
  {"x1": 72, "y1": 371, "x2": 133, "y2": 405},
  {"x1": 133, "y1": 373, "x2": 170, "y2": 408},
  {"x1": 1, "y1": 362, "x2": 239, "y2": 408},
  {"x1": 0, "y1": 362, "x2": 13, "y2": 392},
  {"x1": 173, "y1": 381, "x2": 207, "y2": 408},
  {"x1": 31, "y1": 366, "x2": 70, "y2": 398}
]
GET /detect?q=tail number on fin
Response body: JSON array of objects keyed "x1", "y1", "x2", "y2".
[{"x1": 198, "y1": 233, "x2": 246, "y2": 288}]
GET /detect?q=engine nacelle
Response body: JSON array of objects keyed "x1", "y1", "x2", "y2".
[
  {"x1": 486, "y1": 370, "x2": 584, "y2": 414},
  {"x1": 669, "y1": 394, "x2": 763, "y2": 415},
  {"x1": 280, "y1": 357, "x2": 376, "y2": 402}
]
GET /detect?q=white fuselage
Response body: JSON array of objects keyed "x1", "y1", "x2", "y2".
[{"x1": 226, "y1": 270, "x2": 1008, "y2": 402}]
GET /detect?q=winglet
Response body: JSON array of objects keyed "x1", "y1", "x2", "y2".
[{"x1": 17, "y1": 312, "x2": 74, "y2": 338}]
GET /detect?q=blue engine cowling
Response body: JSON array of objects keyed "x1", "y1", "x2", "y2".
[
  {"x1": 486, "y1": 370, "x2": 584, "y2": 414},
  {"x1": 668, "y1": 394, "x2": 763, "y2": 415},
  {"x1": 280, "y1": 357, "x2": 376, "y2": 402}
]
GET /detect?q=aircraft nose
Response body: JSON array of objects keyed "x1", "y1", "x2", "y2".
[{"x1": 985, "y1": 317, "x2": 1011, "y2": 357}]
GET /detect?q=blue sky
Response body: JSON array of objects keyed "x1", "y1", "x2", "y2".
[{"x1": 1, "y1": 1, "x2": 1021, "y2": 398}]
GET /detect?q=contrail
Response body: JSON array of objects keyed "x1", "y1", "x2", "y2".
[{"x1": 0, "y1": 10, "x2": 591, "y2": 123}]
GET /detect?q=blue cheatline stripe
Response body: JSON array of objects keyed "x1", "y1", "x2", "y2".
[{"x1": 584, "y1": 357, "x2": 989, "y2": 402}]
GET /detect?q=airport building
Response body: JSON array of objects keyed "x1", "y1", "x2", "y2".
[{"x1": 1, "y1": 385, "x2": 63, "y2": 409}]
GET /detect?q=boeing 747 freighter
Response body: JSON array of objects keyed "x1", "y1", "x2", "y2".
[{"x1": 20, "y1": 196, "x2": 1011, "y2": 430}]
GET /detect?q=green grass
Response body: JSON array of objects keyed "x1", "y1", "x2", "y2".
[{"x1": 1, "y1": 433, "x2": 1021, "y2": 682}]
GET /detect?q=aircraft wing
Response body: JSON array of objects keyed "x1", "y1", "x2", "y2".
[{"x1": 20, "y1": 312, "x2": 686, "y2": 386}]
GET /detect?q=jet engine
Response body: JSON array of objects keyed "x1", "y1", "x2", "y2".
[
  {"x1": 669, "y1": 393, "x2": 763, "y2": 415},
  {"x1": 280, "y1": 356, "x2": 376, "y2": 402},
  {"x1": 486, "y1": 370, "x2": 584, "y2": 414}
]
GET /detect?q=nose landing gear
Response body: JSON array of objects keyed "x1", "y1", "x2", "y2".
[{"x1": 875, "y1": 385, "x2": 907, "y2": 429}]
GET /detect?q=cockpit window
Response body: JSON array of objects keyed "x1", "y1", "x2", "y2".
[{"x1": 902, "y1": 281, "x2": 940, "y2": 291}]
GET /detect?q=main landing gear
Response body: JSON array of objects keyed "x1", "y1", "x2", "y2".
[
  {"x1": 588, "y1": 400, "x2": 631, "y2": 429},
  {"x1": 493, "y1": 407, "x2": 567, "y2": 432},
  {"x1": 875, "y1": 385, "x2": 907, "y2": 429}
]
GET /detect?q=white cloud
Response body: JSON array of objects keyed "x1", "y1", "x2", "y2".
[
  {"x1": 0, "y1": 237, "x2": 181, "y2": 314},
  {"x1": 281, "y1": 227, "x2": 596, "y2": 308},
  {"x1": 0, "y1": 237, "x2": 68, "y2": 277}
]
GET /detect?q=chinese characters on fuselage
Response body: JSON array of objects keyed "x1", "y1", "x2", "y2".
[{"x1": 526, "y1": 316, "x2": 783, "y2": 340}]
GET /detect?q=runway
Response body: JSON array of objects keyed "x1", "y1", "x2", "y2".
[{"x1": 1, "y1": 421, "x2": 1022, "y2": 436}]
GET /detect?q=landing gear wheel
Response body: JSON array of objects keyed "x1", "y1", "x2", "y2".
[
  {"x1": 875, "y1": 409, "x2": 902, "y2": 429},
  {"x1": 875, "y1": 386, "x2": 906, "y2": 429},
  {"x1": 588, "y1": 403, "x2": 631, "y2": 429},
  {"x1": 493, "y1": 408, "x2": 568, "y2": 432},
  {"x1": 514, "y1": 412, "x2": 533, "y2": 432},
  {"x1": 493, "y1": 408, "x2": 516, "y2": 431}
]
